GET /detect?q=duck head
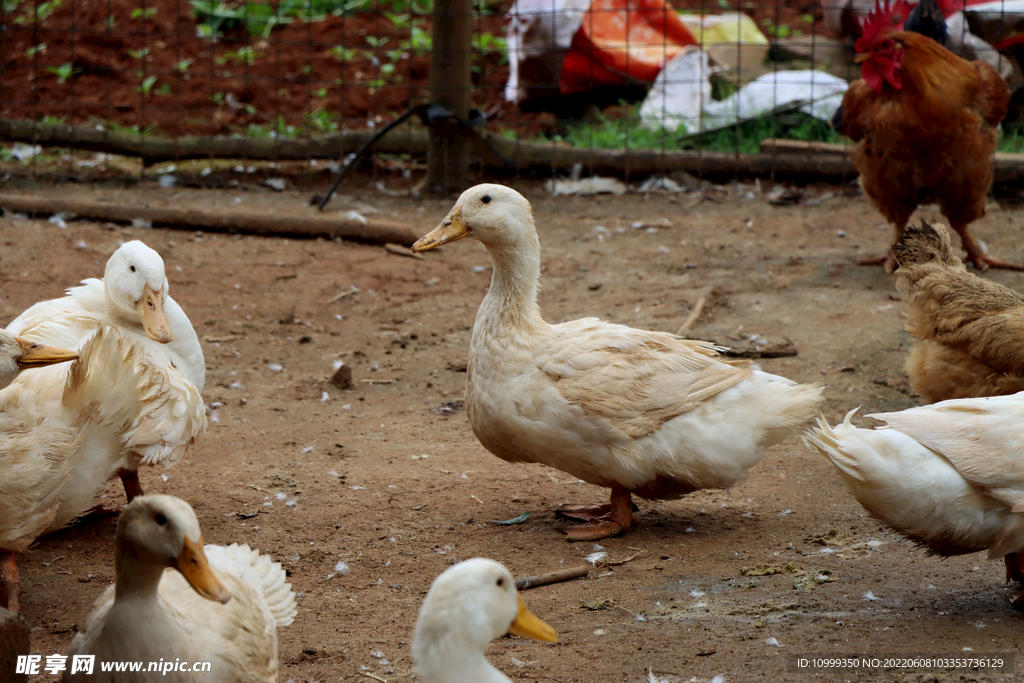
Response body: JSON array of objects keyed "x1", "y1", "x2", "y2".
[
  {"x1": 412, "y1": 184, "x2": 536, "y2": 253},
  {"x1": 104, "y1": 241, "x2": 174, "y2": 344},
  {"x1": 117, "y1": 494, "x2": 230, "y2": 604},
  {"x1": 0, "y1": 331, "x2": 78, "y2": 389}
]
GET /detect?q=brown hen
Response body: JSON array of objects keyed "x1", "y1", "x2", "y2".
[{"x1": 893, "y1": 220, "x2": 1024, "y2": 403}]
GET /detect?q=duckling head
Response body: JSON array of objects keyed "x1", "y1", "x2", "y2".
[
  {"x1": 0, "y1": 331, "x2": 78, "y2": 389},
  {"x1": 116, "y1": 494, "x2": 230, "y2": 604},
  {"x1": 412, "y1": 558, "x2": 556, "y2": 683},
  {"x1": 412, "y1": 184, "x2": 536, "y2": 253},
  {"x1": 104, "y1": 241, "x2": 174, "y2": 344}
]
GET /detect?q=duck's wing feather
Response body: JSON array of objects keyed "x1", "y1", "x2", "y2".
[
  {"x1": 131, "y1": 365, "x2": 208, "y2": 469},
  {"x1": 868, "y1": 394, "x2": 1024, "y2": 510},
  {"x1": 538, "y1": 319, "x2": 754, "y2": 438},
  {"x1": 5, "y1": 280, "x2": 106, "y2": 349}
]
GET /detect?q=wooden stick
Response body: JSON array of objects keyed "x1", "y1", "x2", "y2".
[
  {"x1": 0, "y1": 193, "x2": 419, "y2": 246},
  {"x1": 676, "y1": 296, "x2": 706, "y2": 335},
  {"x1": 515, "y1": 565, "x2": 590, "y2": 590}
]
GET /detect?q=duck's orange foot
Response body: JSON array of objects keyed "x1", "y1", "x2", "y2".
[
  {"x1": 557, "y1": 503, "x2": 611, "y2": 523},
  {"x1": 857, "y1": 253, "x2": 898, "y2": 273},
  {"x1": 563, "y1": 519, "x2": 627, "y2": 542},
  {"x1": 560, "y1": 483, "x2": 638, "y2": 542},
  {"x1": 1005, "y1": 553, "x2": 1024, "y2": 584},
  {"x1": 0, "y1": 551, "x2": 20, "y2": 613}
]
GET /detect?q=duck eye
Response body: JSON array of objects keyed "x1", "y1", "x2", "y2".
[
  {"x1": 130, "y1": 265, "x2": 136, "y2": 273},
  {"x1": 482, "y1": 195, "x2": 491, "y2": 204},
  {"x1": 496, "y1": 577, "x2": 504, "y2": 587},
  {"x1": 155, "y1": 513, "x2": 167, "y2": 525}
]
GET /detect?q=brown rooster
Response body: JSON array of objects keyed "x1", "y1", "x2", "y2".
[
  {"x1": 836, "y1": 0, "x2": 1017, "y2": 271},
  {"x1": 893, "y1": 219, "x2": 1024, "y2": 584}
]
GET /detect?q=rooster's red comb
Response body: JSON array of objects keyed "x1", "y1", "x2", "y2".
[{"x1": 857, "y1": 0, "x2": 914, "y2": 48}]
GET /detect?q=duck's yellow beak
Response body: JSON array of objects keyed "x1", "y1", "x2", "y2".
[
  {"x1": 137, "y1": 283, "x2": 174, "y2": 344},
  {"x1": 508, "y1": 594, "x2": 558, "y2": 643},
  {"x1": 412, "y1": 206, "x2": 471, "y2": 253},
  {"x1": 15, "y1": 338, "x2": 78, "y2": 367},
  {"x1": 173, "y1": 535, "x2": 231, "y2": 604}
]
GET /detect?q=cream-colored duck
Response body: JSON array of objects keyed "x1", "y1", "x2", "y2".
[
  {"x1": 412, "y1": 184, "x2": 824, "y2": 540},
  {"x1": 7, "y1": 240, "x2": 206, "y2": 501},
  {"x1": 65, "y1": 494, "x2": 297, "y2": 683},
  {"x1": 1, "y1": 327, "x2": 144, "y2": 613},
  {"x1": 413, "y1": 558, "x2": 557, "y2": 683},
  {"x1": 804, "y1": 395, "x2": 1024, "y2": 610}
]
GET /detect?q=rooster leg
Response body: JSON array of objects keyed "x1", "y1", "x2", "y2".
[
  {"x1": 856, "y1": 252, "x2": 898, "y2": 273},
  {"x1": 0, "y1": 551, "x2": 20, "y2": 613},
  {"x1": 955, "y1": 224, "x2": 1023, "y2": 271},
  {"x1": 562, "y1": 484, "x2": 638, "y2": 542},
  {"x1": 859, "y1": 219, "x2": 910, "y2": 273}
]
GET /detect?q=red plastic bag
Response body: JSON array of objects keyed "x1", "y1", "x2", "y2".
[{"x1": 559, "y1": 0, "x2": 699, "y2": 94}]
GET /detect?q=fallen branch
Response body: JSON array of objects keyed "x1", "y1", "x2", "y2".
[
  {"x1": 676, "y1": 297, "x2": 706, "y2": 335},
  {"x1": 0, "y1": 193, "x2": 419, "y2": 246},
  {"x1": 515, "y1": 565, "x2": 590, "y2": 590}
]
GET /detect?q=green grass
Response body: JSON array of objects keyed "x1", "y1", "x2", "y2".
[{"x1": 531, "y1": 105, "x2": 842, "y2": 154}]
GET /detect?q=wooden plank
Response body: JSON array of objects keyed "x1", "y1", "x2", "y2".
[
  {"x1": 0, "y1": 194, "x2": 420, "y2": 245},
  {"x1": 427, "y1": 0, "x2": 474, "y2": 195}
]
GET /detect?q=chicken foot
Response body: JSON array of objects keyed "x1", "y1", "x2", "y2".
[
  {"x1": 954, "y1": 223, "x2": 1023, "y2": 271},
  {"x1": 561, "y1": 483, "x2": 638, "y2": 542}
]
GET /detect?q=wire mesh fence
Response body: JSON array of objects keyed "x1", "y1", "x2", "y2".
[{"x1": 1, "y1": 0, "x2": 1023, "y2": 187}]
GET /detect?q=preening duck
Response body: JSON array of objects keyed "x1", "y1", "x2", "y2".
[{"x1": 7, "y1": 240, "x2": 206, "y2": 501}]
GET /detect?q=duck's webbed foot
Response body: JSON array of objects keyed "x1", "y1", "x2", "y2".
[{"x1": 560, "y1": 484, "x2": 638, "y2": 542}]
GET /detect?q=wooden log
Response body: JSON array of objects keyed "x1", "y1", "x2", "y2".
[
  {"x1": 759, "y1": 138, "x2": 1024, "y2": 184},
  {"x1": 0, "y1": 194, "x2": 420, "y2": 245},
  {"x1": 515, "y1": 565, "x2": 590, "y2": 590}
]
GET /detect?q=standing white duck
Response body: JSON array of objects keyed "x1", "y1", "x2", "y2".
[
  {"x1": 412, "y1": 184, "x2": 824, "y2": 540},
  {"x1": 65, "y1": 494, "x2": 297, "y2": 682},
  {"x1": 412, "y1": 558, "x2": 557, "y2": 683},
  {"x1": 1, "y1": 327, "x2": 146, "y2": 612},
  {"x1": 7, "y1": 240, "x2": 206, "y2": 502},
  {"x1": 804, "y1": 395, "x2": 1024, "y2": 610}
]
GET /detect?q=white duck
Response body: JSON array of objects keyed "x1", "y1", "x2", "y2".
[
  {"x1": 413, "y1": 558, "x2": 557, "y2": 683},
  {"x1": 804, "y1": 395, "x2": 1024, "y2": 610},
  {"x1": 1, "y1": 327, "x2": 145, "y2": 613},
  {"x1": 412, "y1": 184, "x2": 824, "y2": 540},
  {"x1": 65, "y1": 494, "x2": 297, "y2": 683},
  {"x1": 7, "y1": 240, "x2": 206, "y2": 501}
]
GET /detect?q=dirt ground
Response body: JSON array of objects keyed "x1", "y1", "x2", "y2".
[{"x1": 2, "y1": 175, "x2": 1024, "y2": 683}]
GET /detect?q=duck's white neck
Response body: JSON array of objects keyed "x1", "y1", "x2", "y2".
[
  {"x1": 114, "y1": 541, "x2": 167, "y2": 603},
  {"x1": 417, "y1": 642, "x2": 511, "y2": 683},
  {"x1": 477, "y1": 238, "x2": 545, "y2": 338},
  {"x1": 104, "y1": 290, "x2": 146, "y2": 336}
]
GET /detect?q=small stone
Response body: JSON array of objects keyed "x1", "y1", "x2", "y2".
[{"x1": 331, "y1": 364, "x2": 354, "y2": 390}]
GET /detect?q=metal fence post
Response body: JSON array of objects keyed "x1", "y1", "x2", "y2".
[{"x1": 427, "y1": 0, "x2": 473, "y2": 195}]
